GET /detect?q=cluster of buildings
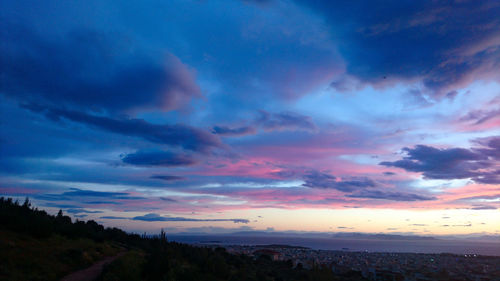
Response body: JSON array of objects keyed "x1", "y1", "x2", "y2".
[{"x1": 210, "y1": 244, "x2": 500, "y2": 281}]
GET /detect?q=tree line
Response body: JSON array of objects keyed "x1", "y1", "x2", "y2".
[{"x1": 0, "y1": 197, "x2": 365, "y2": 281}]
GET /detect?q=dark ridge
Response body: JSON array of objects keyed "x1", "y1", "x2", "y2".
[{"x1": 0, "y1": 197, "x2": 368, "y2": 281}]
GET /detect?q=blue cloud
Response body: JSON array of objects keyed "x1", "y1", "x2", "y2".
[
  {"x1": 257, "y1": 110, "x2": 317, "y2": 132},
  {"x1": 63, "y1": 188, "x2": 130, "y2": 198},
  {"x1": 347, "y1": 190, "x2": 436, "y2": 202},
  {"x1": 150, "y1": 175, "x2": 186, "y2": 181},
  {"x1": 212, "y1": 110, "x2": 317, "y2": 137},
  {"x1": 380, "y1": 138, "x2": 500, "y2": 183},
  {"x1": 159, "y1": 197, "x2": 178, "y2": 203},
  {"x1": 212, "y1": 125, "x2": 256, "y2": 137},
  {"x1": 122, "y1": 150, "x2": 197, "y2": 167},
  {"x1": 302, "y1": 171, "x2": 375, "y2": 192},
  {"x1": 21, "y1": 104, "x2": 221, "y2": 153},
  {"x1": 66, "y1": 208, "x2": 103, "y2": 214},
  {"x1": 132, "y1": 213, "x2": 249, "y2": 224},
  {"x1": 294, "y1": 0, "x2": 500, "y2": 97},
  {"x1": 469, "y1": 205, "x2": 497, "y2": 210},
  {"x1": 0, "y1": 25, "x2": 200, "y2": 113},
  {"x1": 100, "y1": 216, "x2": 129, "y2": 220}
]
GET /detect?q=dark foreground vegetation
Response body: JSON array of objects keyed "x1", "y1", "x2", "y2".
[{"x1": 0, "y1": 197, "x2": 365, "y2": 281}]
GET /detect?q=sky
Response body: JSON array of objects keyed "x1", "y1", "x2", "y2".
[{"x1": 1, "y1": 0, "x2": 499, "y2": 236}]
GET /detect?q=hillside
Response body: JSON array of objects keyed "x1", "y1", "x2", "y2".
[
  {"x1": 0, "y1": 229, "x2": 122, "y2": 280},
  {"x1": 0, "y1": 197, "x2": 365, "y2": 281}
]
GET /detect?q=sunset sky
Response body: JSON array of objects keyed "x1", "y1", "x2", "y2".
[{"x1": 1, "y1": 0, "x2": 499, "y2": 236}]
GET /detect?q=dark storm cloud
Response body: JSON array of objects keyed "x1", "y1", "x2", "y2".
[
  {"x1": 212, "y1": 125, "x2": 256, "y2": 136},
  {"x1": 347, "y1": 190, "x2": 436, "y2": 202},
  {"x1": 295, "y1": 0, "x2": 500, "y2": 97},
  {"x1": 302, "y1": 171, "x2": 375, "y2": 192},
  {"x1": 132, "y1": 213, "x2": 249, "y2": 224},
  {"x1": 21, "y1": 104, "x2": 221, "y2": 152},
  {"x1": 122, "y1": 150, "x2": 197, "y2": 167},
  {"x1": 380, "y1": 137, "x2": 500, "y2": 183},
  {"x1": 0, "y1": 25, "x2": 200, "y2": 113}
]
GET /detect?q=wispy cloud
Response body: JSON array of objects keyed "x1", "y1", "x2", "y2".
[
  {"x1": 21, "y1": 103, "x2": 221, "y2": 153},
  {"x1": 347, "y1": 190, "x2": 436, "y2": 202},
  {"x1": 132, "y1": 213, "x2": 249, "y2": 224},
  {"x1": 150, "y1": 175, "x2": 186, "y2": 181},
  {"x1": 302, "y1": 171, "x2": 375, "y2": 192}
]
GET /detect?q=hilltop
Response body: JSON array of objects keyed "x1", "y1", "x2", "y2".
[{"x1": 0, "y1": 197, "x2": 365, "y2": 281}]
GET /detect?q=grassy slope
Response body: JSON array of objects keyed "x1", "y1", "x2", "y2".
[
  {"x1": 98, "y1": 250, "x2": 146, "y2": 281},
  {"x1": 0, "y1": 230, "x2": 122, "y2": 281}
]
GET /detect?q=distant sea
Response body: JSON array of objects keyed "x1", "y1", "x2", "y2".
[{"x1": 168, "y1": 235, "x2": 500, "y2": 256}]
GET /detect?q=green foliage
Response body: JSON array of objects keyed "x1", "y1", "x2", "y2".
[{"x1": 0, "y1": 197, "x2": 144, "y2": 246}]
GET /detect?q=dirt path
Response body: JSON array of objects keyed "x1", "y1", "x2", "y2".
[{"x1": 60, "y1": 252, "x2": 126, "y2": 281}]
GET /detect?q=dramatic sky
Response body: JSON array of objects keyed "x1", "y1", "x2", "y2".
[{"x1": 1, "y1": 0, "x2": 499, "y2": 236}]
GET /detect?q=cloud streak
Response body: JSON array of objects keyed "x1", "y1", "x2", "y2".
[
  {"x1": 122, "y1": 150, "x2": 197, "y2": 167},
  {"x1": 347, "y1": 190, "x2": 436, "y2": 202},
  {"x1": 302, "y1": 171, "x2": 375, "y2": 192},
  {"x1": 22, "y1": 103, "x2": 221, "y2": 153},
  {"x1": 212, "y1": 125, "x2": 256, "y2": 136},
  {"x1": 132, "y1": 213, "x2": 249, "y2": 224},
  {"x1": 150, "y1": 175, "x2": 186, "y2": 181},
  {"x1": 257, "y1": 110, "x2": 317, "y2": 132}
]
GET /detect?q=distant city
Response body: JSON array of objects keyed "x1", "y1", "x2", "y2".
[
  {"x1": 202, "y1": 244, "x2": 500, "y2": 281},
  {"x1": 168, "y1": 233, "x2": 500, "y2": 256}
]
